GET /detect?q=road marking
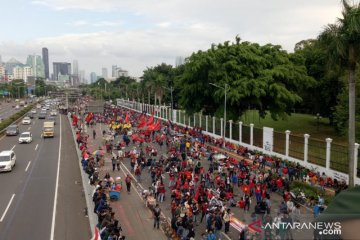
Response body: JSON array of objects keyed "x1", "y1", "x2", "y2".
[
  {"x1": 10, "y1": 145, "x2": 15, "y2": 151},
  {"x1": 25, "y1": 161, "x2": 31, "y2": 172},
  {"x1": 35, "y1": 144, "x2": 39, "y2": 151},
  {"x1": 50, "y1": 116, "x2": 62, "y2": 240},
  {"x1": 0, "y1": 194, "x2": 15, "y2": 222}
]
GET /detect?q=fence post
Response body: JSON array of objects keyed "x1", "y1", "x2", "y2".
[
  {"x1": 199, "y1": 114, "x2": 202, "y2": 129},
  {"x1": 183, "y1": 111, "x2": 186, "y2": 125},
  {"x1": 212, "y1": 117, "x2": 215, "y2": 134},
  {"x1": 239, "y1": 121, "x2": 243, "y2": 143},
  {"x1": 220, "y1": 118, "x2": 224, "y2": 137},
  {"x1": 304, "y1": 134, "x2": 310, "y2": 163},
  {"x1": 325, "y1": 138, "x2": 332, "y2": 170},
  {"x1": 354, "y1": 143, "x2": 359, "y2": 179},
  {"x1": 206, "y1": 115, "x2": 208, "y2": 132},
  {"x1": 250, "y1": 123, "x2": 254, "y2": 146},
  {"x1": 188, "y1": 116, "x2": 191, "y2": 127},
  {"x1": 285, "y1": 130, "x2": 291, "y2": 157},
  {"x1": 194, "y1": 114, "x2": 196, "y2": 127},
  {"x1": 229, "y1": 120, "x2": 233, "y2": 140}
]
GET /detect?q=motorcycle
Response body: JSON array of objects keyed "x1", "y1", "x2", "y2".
[{"x1": 290, "y1": 190, "x2": 307, "y2": 205}]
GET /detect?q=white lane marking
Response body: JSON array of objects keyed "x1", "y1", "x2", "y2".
[
  {"x1": 35, "y1": 144, "x2": 39, "y2": 151},
  {"x1": 50, "y1": 115, "x2": 62, "y2": 240},
  {"x1": 0, "y1": 194, "x2": 15, "y2": 222},
  {"x1": 25, "y1": 161, "x2": 31, "y2": 172},
  {"x1": 10, "y1": 145, "x2": 16, "y2": 151}
]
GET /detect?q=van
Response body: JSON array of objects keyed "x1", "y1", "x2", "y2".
[{"x1": 0, "y1": 150, "x2": 16, "y2": 172}]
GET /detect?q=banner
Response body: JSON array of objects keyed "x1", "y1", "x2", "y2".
[{"x1": 263, "y1": 127, "x2": 274, "y2": 152}]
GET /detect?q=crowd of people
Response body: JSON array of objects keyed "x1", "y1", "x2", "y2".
[{"x1": 70, "y1": 100, "x2": 345, "y2": 240}]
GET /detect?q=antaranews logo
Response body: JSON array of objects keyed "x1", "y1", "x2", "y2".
[{"x1": 248, "y1": 220, "x2": 342, "y2": 236}]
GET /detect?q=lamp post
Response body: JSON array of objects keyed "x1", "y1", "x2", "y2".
[
  {"x1": 210, "y1": 82, "x2": 228, "y2": 147},
  {"x1": 163, "y1": 86, "x2": 174, "y2": 121}
]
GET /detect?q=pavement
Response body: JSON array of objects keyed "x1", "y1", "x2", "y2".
[{"x1": 82, "y1": 121, "x2": 168, "y2": 240}]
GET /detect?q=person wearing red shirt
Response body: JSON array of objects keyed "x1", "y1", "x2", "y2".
[
  {"x1": 276, "y1": 177, "x2": 283, "y2": 192},
  {"x1": 255, "y1": 183, "x2": 262, "y2": 203},
  {"x1": 238, "y1": 197, "x2": 245, "y2": 209},
  {"x1": 157, "y1": 182, "x2": 166, "y2": 202}
]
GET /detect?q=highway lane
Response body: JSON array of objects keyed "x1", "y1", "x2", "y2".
[
  {"x1": 0, "y1": 112, "x2": 61, "y2": 240},
  {"x1": 0, "y1": 101, "x2": 25, "y2": 120}
]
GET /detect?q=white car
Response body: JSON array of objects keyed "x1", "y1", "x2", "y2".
[
  {"x1": 0, "y1": 150, "x2": 16, "y2": 172},
  {"x1": 18, "y1": 132, "x2": 33, "y2": 144},
  {"x1": 36, "y1": 104, "x2": 41, "y2": 109},
  {"x1": 31, "y1": 109, "x2": 37, "y2": 114},
  {"x1": 15, "y1": 105, "x2": 20, "y2": 109},
  {"x1": 50, "y1": 110, "x2": 57, "y2": 116},
  {"x1": 22, "y1": 117, "x2": 31, "y2": 125},
  {"x1": 24, "y1": 104, "x2": 28, "y2": 108},
  {"x1": 41, "y1": 108, "x2": 47, "y2": 111}
]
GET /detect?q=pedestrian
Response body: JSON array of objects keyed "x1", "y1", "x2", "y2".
[
  {"x1": 153, "y1": 203, "x2": 161, "y2": 229},
  {"x1": 116, "y1": 156, "x2": 121, "y2": 171},
  {"x1": 93, "y1": 129, "x2": 96, "y2": 139},
  {"x1": 135, "y1": 165, "x2": 142, "y2": 182},
  {"x1": 111, "y1": 156, "x2": 116, "y2": 171},
  {"x1": 125, "y1": 174, "x2": 132, "y2": 193},
  {"x1": 223, "y1": 208, "x2": 231, "y2": 234}
]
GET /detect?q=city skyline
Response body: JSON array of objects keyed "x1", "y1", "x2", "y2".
[{"x1": 0, "y1": 0, "x2": 343, "y2": 77}]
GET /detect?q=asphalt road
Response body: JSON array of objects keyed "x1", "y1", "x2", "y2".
[
  {"x1": 0, "y1": 110, "x2": 90, "y2": 240},
  {"x1": 0, "y1": 100, "x2": 24, "y2": 121}
]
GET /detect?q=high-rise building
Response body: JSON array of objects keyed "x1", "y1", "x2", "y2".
[
  {"x1": 26, "y1": 55, "x2": 45, "y2": 79},
  {"x1": 73, "y1": 60, "x2": 79, "y2": 75},
  {"x1": 113, "y1": 66, "x2": 128, "y2": 78},
  {"x1": 111, "y1": 65, "x2": 117, "y2": 77},
  {"x1": 80, "y1": 70, "x2": 86, "y2": 84},
  {"x1": 0, "y1": 64, "x2": 5, "y2": 81},
  {"x1": 42, "y1": 48, "x2": 49, "y2": 79},
  {"x1": 102, "y1": 67, "x2": 108, "y2": 78},
  {"x1": 53, "y1": 62, "x2": 71, "y2": 81},
  {"x1": 175, "y1": 56, "x2": 184, "y2": 67},
  {"x1": 90, "y1": 72, "x2": 97, "y2": 83},
  {"x1": 12, "y1": 66, "x2": 33, "y2": 82},
  {"x1": 0, "y1": 55, "x2": 2, "y2": 64},
  {"x1": 5, "y1": 58, "x2": 23, "y2": 75}
]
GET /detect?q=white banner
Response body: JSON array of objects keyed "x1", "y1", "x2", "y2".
[{"x1": 263, "y1": 127, "x2": 274, "y2": 152}]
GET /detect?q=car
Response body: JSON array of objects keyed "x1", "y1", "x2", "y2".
[
  {"x1": 48, "y1": 116, "x2": 56, "y2": 125},
  {"x1": 22, "y1": 116, "x2": 31, "y2": 125},
  {"x1": 36, "y1": 104, "x2": 41, "y2": 109},
  {"x1": 18, "y1": 132, "x2": 33, "y2": 144},
  {"x1": 24, "y1": 104, "x2": 28, "y2": 108},
  {"x1": 50, "y1": 110, "x2": 57, "y2": 116},
  {"x1": 31, "y1": 109, "x2": 37, "y2": 114},
  {"x1": 0, "y1": 150, "x2": 16, "y2": 172},
  {"x1": 6, "y1": 125, "x2": 19, "y2": 136},
  {"x1": 15, "y1": 105, "x2": 20, "y2": 109},
  {"x1": 27, "y1": 112, "x2": 34, "y2": 119},
  {"x1": 38, "y1": 111, "x2": 47, "y2": 119},
  {"x1": 41, "y1": 108, "x2": 47, "y2": 111}
]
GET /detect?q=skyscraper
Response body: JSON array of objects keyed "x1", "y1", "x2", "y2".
[
  {"x1": 26, "y1": 55, "x2": 45, "y2": 79},
  {"x1": 112, "y1": 65, "x2": 117, "y2": 77},
  {"x1": 42, "y1": 48, "x2": 49, "y2": 79},
  {"x1": 53, "y1": 62, "x2": 71, "y2": 81},
  {"x1": 73, "y1": 60, "x2": 79, "y2": 75},
  {"x1": 90, "y1": 72, "x2": 97, "y2": 83},
  {"x1": 102, "y1": 67, "x2": 108, "y2": 78},
  {"x1": 80, "y1": 70, "x2": 86, "y2": 84},
  {"x1": 175, "y1": 56, "x2": 184, "y2": 67}
]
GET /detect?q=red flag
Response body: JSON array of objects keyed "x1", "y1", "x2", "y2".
[
  {"x1": 85, "y1": 112, "x2": 93, "y2": 123},
  {"x1": 132, "y1": 135, "x2": 144, "y2": 142},
  {"x1": 146, "y1": 112, "x2": 154, "y2": 126},
  {"x1": 125, "y1": 112, "x2": 129, "y2": 123},
  {"x1": 153, "y1": 121, "x2": 161, "y2": 131},
  {"x1": 137, "y1": 114, "x2": 147, "y2": 128}
]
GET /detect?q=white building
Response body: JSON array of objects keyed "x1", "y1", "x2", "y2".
[
  {"x1": 0, "y1": 64, "x2": 5, "y2": 80},
  {"x1": 12, "y1": 66, "x2": 33, "y2": 82}
]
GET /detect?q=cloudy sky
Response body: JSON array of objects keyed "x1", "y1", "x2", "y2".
[{"x1": 0, "y1": 0, "x2": 343, "y2": 79}]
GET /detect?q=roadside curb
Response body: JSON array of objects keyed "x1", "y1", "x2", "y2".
[{"x1": 67, "y1": 115, "x2": 96, "y2": 236}]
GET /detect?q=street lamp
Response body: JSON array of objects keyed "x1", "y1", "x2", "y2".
[
  {"x1": 163, "y1": 86, "x2": 174, "y2": 121},
  {"x1": 210, "y1": 82, "x2": 228, "y2": 147}
]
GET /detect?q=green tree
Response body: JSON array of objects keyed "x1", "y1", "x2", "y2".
[{"x1": 319, "y1": 0, "x2": 360, "y2": 187}]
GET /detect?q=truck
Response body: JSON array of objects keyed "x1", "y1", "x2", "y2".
[{"x1": 43, "y1": 121, "x2": 55, "y2": 138}]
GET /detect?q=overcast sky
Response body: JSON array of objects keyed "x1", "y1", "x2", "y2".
[{"x1": 0, "y1": 0, "x2": 343, "y2": 79}]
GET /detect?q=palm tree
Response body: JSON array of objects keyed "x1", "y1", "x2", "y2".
[{"x1": 319, "y1": 0, "x2": 360, "y2": 187}]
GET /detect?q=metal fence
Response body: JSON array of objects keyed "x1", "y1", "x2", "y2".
[
  {"x1": 308, "y1": 138, "x2": 326, "y2": 167},
  {"x1": 273, "y1": 131, "x2": 286, "y2": 155},
  {"x1": 331, "y1": 143, "x2": 348, "y2": 173},
  {"x1": 253, "y1": 127, "x2": 263, "y2": 148},
  {"x1": 242, "y1": 124, "x2": 250, "y2": 145},
  {"x1": 289, "y1": 134, "x2": 304, "y2": 160},
  {"x1": 231, "y1": 122, "x2": 240, "y2": 142},
  {"x1": 215, "y1": 117, "x2": 221, "y2": 136}
]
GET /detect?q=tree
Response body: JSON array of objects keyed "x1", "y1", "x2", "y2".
[
  {"x1": 178, "y1": 37, "x2": 314, "y2": 120},
  {"x1": 319, "y1": 0, "x2": 360, "y2": 187}
]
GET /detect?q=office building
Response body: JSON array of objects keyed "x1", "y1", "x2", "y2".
[
  {"x1": 111, "y1": 65, "x2": 117, "y2": 77},
  {"x1": 113, "y1": 66, "x2": 128, "y2": 78},
  {"x1": 0, "y1": 55, "x2": 2, "y2": 64},
  {"x1": 90, "y1": 72, "x2": 97, "y2": 83},
  {"x1": 0, "y1": 64, "x2": 5, "y2": 81},
  {"x1": 175, "y1": 56, "x2": 184, "y2": 67},
  {"x1": 79, "y1": 70, "x2": 86, "y2": 84},
  {"x1": 73, "y1": 60, "x2": 79, "y2": 75},
  {"x1": 12, "y1": 66, "x2": 33, "y2": 82},
  {"x1": 26, "y1": 55, "x2": 45, "y2": 79},
  {"x1": 5, "y1": 58, "x2": 23, "y2": 75},
  {"x1": 102, "y1": 67, "x2": 108, "y2": 78},
  {"x1": 42, "y1": 48, "x2": 49, "y2": 79},
  {"x1": 53, "y1": 62, "x2": 71, "y2": 81}
]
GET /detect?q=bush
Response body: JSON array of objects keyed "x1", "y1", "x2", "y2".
[
  {"x1": 0, "y1": 104, "x2": 35, "y2": 133},
  {"x1": 290, "y1": 181, "x2": 334, "y2": 205}
]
